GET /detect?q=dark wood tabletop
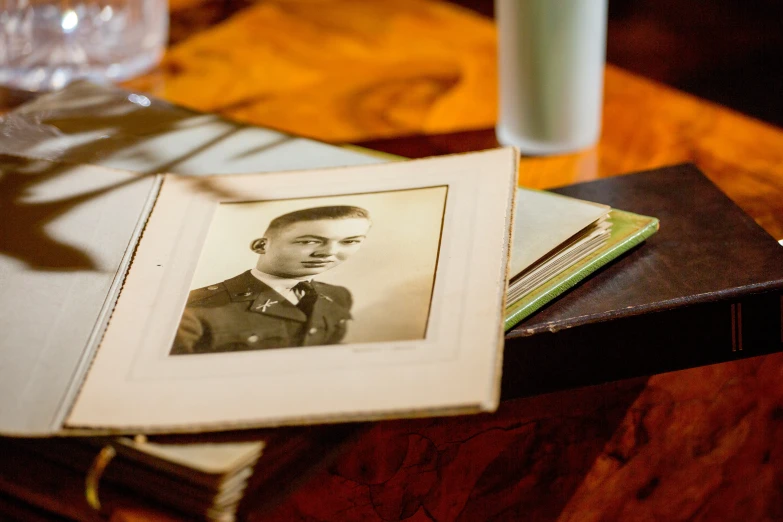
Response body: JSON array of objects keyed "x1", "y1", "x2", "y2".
[{"x1": 4, "y1": 1, "x2": 783, "y2": 521}]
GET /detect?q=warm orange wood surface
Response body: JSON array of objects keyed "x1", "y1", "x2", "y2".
[
  {"x1": 126, "y1": 0, "x2": 783, "y2": 243},
  {"x1": 129, "y1": 0, "x2": 498, "y2": 142},
  {"x1": 5, "y1": 0, "x2": 783, "y2": 520}
]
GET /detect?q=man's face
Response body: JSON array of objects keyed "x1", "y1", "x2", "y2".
[{"x1": 255, "y1": 218, "x2": 371, "y2": 278}]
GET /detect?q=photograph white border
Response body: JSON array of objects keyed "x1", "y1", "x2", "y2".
[
  {"x1": 175, "y1": 185, "x2": 449, "y2": 350},
  {"x1": 66, "y1": 149, "x2": 517, "y2": 432}
]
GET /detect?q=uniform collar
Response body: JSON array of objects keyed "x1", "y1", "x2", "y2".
[
  {"x1": 221, "y1": 271, "x2": 349, "y2": 324},
  {"x1": 223, "y1": 271, "x2": 309, "y2": 322},
  {"x1": 250, "y1": 268, "x2": 311, "y2": 292}
]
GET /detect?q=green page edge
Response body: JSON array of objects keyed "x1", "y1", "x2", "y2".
[{"x1": 504, "y1": 209, "x2": 660, "y2": 331}]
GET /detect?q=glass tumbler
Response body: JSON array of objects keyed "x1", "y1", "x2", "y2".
[{"x1": 0, "y1": 0, "x2": 168, "y2": 91}]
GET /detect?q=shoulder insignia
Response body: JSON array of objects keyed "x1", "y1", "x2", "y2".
[{"x1": 187, "y1": 282, "x2": 229, "y2": 305}]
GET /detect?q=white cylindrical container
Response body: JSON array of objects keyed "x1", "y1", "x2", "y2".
[{"x1": 495, "y1": 0, "x2": 608, "y2": 155}]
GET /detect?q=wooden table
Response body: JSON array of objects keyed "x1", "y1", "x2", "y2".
[{"x1": 8, "y1": 0, "x2": 783, "y2": 520}]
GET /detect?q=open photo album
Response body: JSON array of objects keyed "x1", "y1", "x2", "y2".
[
  {"x1": 0, "y1": 84, "x2": 659, "y2": 438},
  {"x1": 55, "y1": 148, "x2": 517, "y2": 433},
  {"x1": 1, "y1": 141, "x2": 659, "y2": 436}
]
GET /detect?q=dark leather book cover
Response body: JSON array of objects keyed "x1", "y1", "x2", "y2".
[{"x1": 502, "y1": 164, "x2": 783, "y2": 398}]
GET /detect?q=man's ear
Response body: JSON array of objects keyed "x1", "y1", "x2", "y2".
[{"x1": 250, "y1": 238, "x2": 266, "y2": 254}]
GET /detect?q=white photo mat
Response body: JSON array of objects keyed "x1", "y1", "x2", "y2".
[{"x1": 66, "y1": 149, "x2": 517, "y2": 432}]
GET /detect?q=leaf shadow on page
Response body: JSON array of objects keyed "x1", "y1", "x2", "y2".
[
  {"x1": 0, "y1": 156, "x2": 148, "y2": 271},
  {"x1": 0, "y1": 84, "x2": 250, "y2": 271}
]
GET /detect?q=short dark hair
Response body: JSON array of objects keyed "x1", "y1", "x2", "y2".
[{"x1": 265, "y1": 205, "x2": 371, "y2": 236}]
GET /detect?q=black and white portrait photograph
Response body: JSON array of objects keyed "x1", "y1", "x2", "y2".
[{"x1": 171, "y1": 186, "x2": 448, "y2": 355}]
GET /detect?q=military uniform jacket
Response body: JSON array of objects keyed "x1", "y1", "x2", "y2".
[{"x1": 171, "y1": 271, "x2": 353, "y2": 355}]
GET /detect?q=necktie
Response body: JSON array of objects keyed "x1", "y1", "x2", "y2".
[{"x1": 293, "y1": 281, "x2": 318, "y2": 317}]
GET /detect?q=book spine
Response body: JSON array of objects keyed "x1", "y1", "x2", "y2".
[{"x1": 501, "y1": 290, "x2": 783, "y2": 399}]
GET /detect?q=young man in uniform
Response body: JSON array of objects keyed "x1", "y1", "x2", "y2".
[{"x1": 171, "y1": 205, "x2": 371, "y2": 355}]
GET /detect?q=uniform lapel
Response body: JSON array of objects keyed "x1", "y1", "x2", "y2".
[
  {"x1": 311, "y1": 282, "x2": 352, "y2": 319},
  {"x1": 251, "y1": 288, "x2": 307, "y2": 322},
  {"x1": 300, "y1": 289, "x2": 353, "y2": 346},
  {"x1": 309, "y1": 291, "x2": 352, "y2": 323},
  {"x1": 224, "y1": 271, "x2": 307, "y2": 322}
]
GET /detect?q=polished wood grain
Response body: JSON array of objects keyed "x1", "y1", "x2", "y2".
[
  {"x1": 126, "y1": 0, "x2": 783, "y2": 242},
  {"x1": 259, "y1": 358, "x2": 783, "y2": 522},
  {"x1": 125, "y1": 0, "x2": 498, "y2": 142},
  {"x1": 7, "y1": 0, "x2": 782, "y2": 520}
]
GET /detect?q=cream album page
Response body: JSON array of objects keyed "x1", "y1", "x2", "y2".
[{"x1": 66, "y1": 148, "x2": 517, "y2": 432}]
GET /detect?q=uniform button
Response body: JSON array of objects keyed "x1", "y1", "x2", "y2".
[
  {"x1": 247, "y1": 335, "x2": 259, "y2": 343},
  {"x1": 339, "y1": 319, "x2": 346, "y2": 324},
  {"x1": 308, "y1": 327, "x2": 318, "y2": 335},
  {"x1": 207, "y1": 285, "x2": 219, "y2": 290}
]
